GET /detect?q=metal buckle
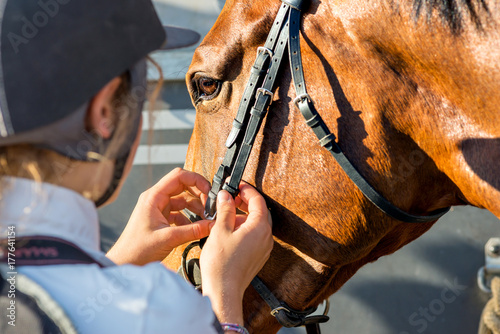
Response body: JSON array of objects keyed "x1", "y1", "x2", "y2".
[
  {"x1": 256, "y1": 88, "x2": 274, "y2": 103},
  {"x1": 204, "y1": 194, "x2": 218, "y2": 221},
  {"x1": 271, "y1": 306, "x2": 291, "y2": 316},
  {"x1": 293, "y1": 93, "x2": 311, "y2": 109},
  {"x1": 257, "y1": 46, "x2": 274, "y2": 58},
  {"x1": 204, "y1": 210, "x2": 217, "y2": 221}
]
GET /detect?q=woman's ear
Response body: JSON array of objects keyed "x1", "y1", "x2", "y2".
[{"x1": 86, "y1": 77, "x2": 123, "y2": 139}]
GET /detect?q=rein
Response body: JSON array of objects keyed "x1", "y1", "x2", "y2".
[{"x1": 194, "y1": 0, "x2": 451, "y2": 332}]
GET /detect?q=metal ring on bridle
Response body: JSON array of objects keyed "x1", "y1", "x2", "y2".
[
  {"x1": 321, "y1": 300, "x2": 330, "y2": 316},
  {"x1": 181, "y1": 241, "x2": 201, "y2": 284},
  {"x1": 478, "y1": 266, "x2": 493, "y2": 293},
  {"x1": 293, "y1": 93, "x2": 311, "y2": 109},
  {"x1": 257, "y1": 46, "x2": 274, "y2": 58}
]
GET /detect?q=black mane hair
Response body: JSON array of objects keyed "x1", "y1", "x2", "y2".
[{"x1": 412, "y1": 0, "x2": 490, "y2": 33}]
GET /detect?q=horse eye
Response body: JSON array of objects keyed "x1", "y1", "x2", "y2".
[{"x1": 197, "y1": 77, "x2": 220, "y2": 100}]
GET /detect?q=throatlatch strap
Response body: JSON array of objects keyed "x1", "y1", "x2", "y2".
[{"x1": 287, "y1": 7, "x2": 450, "y2": 223}]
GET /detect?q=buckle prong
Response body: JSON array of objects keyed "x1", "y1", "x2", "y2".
[
  {"x1": 257, "y1": 46, "x2": 274, "y2": 58},
  {"x1": 271, "y1": 306, "x2": 291, "y2": 316},
  {"x1": 293, "y1": 93, "x2": 311, "y2": 109},
  {"x1": 256, "y1": 88, "x2": 274, "y2": 104}
]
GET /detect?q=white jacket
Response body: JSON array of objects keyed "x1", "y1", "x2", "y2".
[{"x1": 0, "y1": 177, "x2": 219, "y2": 334}]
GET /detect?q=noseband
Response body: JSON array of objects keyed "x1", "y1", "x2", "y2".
[{"x1": 196, "y1": 0, "x2": 450, "y2": 332}]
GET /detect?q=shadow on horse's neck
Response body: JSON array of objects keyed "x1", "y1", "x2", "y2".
[
  {"x1": 253, "y1": 66, "x2": 292, "y2": 187},
  {"x1": 263, "y1": 193, "x2": 342, "y2": 266},
  {"x1": 253, "y1": 15, "x2": 374, "y2": 184},
  {"x1": 462, "y1": 137, "x2": 500, "y2": 192},
  {"x1": 299, "y1": 29, "x2": 459, "y2": 212},
  {"x1": 301, "y1": 27, "x2": 374, "y2": 173}
]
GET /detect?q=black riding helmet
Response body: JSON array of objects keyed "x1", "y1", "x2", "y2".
[{"x1": 0, "y1": 0, "x2": 199, "y2": 205}]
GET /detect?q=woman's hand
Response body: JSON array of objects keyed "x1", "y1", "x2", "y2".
[
  {"x1": 106, "y1": 168, "x2": 212, "y2": 265},
  {"x1": 200, "y1": 183, "x2": 274, "y2": 325}
]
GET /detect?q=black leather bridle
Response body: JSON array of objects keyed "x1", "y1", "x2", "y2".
[
  {"x1": 203, "y1": 0, "x2": 450, "y2": 224},
  {"x1": 193, "y1": 0, "x2": 451, "y2": 332}
]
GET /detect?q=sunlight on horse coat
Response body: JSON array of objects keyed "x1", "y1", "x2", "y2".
[{"x1": 165, "y1": 0, "x2": 500, "y2": 332}]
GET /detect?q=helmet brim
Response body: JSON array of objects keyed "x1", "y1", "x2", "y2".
[{"x1": 162, "y1": 26, "x2": 201, "y2": 50}]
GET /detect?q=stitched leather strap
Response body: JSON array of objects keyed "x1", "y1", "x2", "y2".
[
  {"x1": 282, "y1": 0, "x2": 308, "y2": 11},
  {"x1": 204, "y1": 4, "x2": 291, "y2": 219},
  {"x1": 224, "y1": 19, "x2": 290, "y2": 196}
]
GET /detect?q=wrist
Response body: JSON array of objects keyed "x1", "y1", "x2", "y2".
[
  {"x1": 105, "y1": 247, "x2": 126, "y2": 264},
  {"x1": 203, "y1": 287, "x2": 244, "y2": 325},
  {"x1": 106, "y1": 246, "x2": 141, "y2": 265},
  {"x1": 221, "y1": 323, "x2": 249, "y2": 334}
]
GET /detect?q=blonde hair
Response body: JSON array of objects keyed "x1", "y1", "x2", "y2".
[{"x1": 0, "y1": 57, "x2": 163, "y2": 201}]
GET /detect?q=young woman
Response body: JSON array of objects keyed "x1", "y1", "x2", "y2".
[{"x1": 0, "y1": 1, "x2": 273, "y2": 333}]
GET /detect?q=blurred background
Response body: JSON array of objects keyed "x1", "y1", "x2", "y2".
[{"x1": 98, "y1": 1, "x2": 500, "y2": 332}]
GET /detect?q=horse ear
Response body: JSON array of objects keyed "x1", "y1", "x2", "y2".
[{"x1": 86, "y1": 77, "x2": 123, "y2": 139}]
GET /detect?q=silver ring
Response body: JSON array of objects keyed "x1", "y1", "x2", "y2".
[{"x1": 478, "y1": 266, "x2": 492, "y2": 293}]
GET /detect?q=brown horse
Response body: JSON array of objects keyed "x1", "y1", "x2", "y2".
[{"x1": 166, "y1": 0, "x2": 500, "y2": 332}]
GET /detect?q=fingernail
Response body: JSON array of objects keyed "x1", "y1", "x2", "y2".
[
  {"x1": 209, "y1": 221, "x2": 216, "y2": 230},
  {"x1": 218, "y1": 190, "x2": 231, "y2": 204}
]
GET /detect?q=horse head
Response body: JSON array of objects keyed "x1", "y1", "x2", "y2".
[{"x1": 176, "y1": 0, "x2": 499, "y2": 332}]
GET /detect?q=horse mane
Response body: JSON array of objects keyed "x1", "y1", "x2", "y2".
[{"x1": 411, "y1": 0, "x2": 490, "y2": 33}]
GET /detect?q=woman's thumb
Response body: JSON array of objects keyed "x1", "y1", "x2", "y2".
[{"x1": 214, "y1": 190, "x2": 236, "y2": 232}]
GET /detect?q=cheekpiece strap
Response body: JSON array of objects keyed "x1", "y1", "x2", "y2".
[{"x1": 282, "y1": 0, "x2": 308, "y2": 11}]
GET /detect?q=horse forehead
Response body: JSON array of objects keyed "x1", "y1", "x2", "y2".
[
  {"x1": 190, "y1": 2, "x2": 278, "y2": 78},
  {"x1": 207, "y1": 0, "x2": 277, "y2": 45}
]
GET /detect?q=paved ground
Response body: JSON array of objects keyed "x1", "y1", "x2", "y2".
[
  {"x1": 98, "y1": 1, "x2": 500, "y2": 333},
  {"x1": 281, "y1": 206, "x2": 498, "y2": 334}
]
